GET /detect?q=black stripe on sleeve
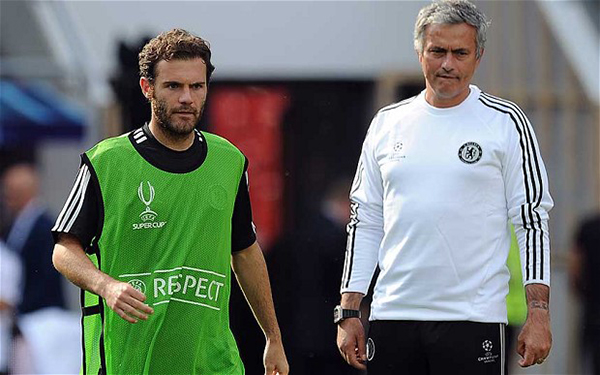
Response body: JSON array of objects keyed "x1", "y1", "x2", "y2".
[
  {"x1": 342, "y1": 156, "x2": 364, "y2": 289},
  {"x1": 52, "y1": 163, "x2": 90, "y2": 232},
  {"x1": 479, "y1": 94, "x2": 546, "y2": 280},
  {"x1": 378, "y1": 95, "x2": 418, "y2": 113},
  {"x1": 481, "y1": 93, "x2": 546, "y2": 280},
  {"x1": 52, "y1": 155, "x2": 104, "y2": 253},
  {"x1": 479, "y1": 96, "x2": 534, "y2": 279},
  {"x1": 350, "y1": 160, "x2": 364, "y2": 197},
  {"x1": 341, "y1": 201, "x2": 359, "y2": 289},
  {"x1": 481, "y1": 93, "x2": 546, "y2": 279}
]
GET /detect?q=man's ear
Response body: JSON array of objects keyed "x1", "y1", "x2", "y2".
[
  {"x1": 416, "y1": 49, "x2": 423, "y2": 64},
  {"x1": 140, "y1": 77, "x2": 153, "y2": 100},
  {"x1": 475, "y1": 48, "x2": 484, "y2": 69}
]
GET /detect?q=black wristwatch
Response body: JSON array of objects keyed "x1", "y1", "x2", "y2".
[{"x1": 333, "y1": 305, "x2": 361, "y2": 324}]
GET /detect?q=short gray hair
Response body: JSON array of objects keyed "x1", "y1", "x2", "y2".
[{"x1": 414, "y1": 0, "x2": 490, "y2": 59}]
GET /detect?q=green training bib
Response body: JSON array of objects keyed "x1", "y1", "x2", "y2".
[{"x1": 80, "y1": 131, "x2": 246, "y2": 375}]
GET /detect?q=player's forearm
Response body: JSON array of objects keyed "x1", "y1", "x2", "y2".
[
  {"x1": 525, "y1": 283, "x2": 550, "y2": 315},
  {"x1": 231, "y1": 242, "x2": 282, "y2": 342},
  {"x1": 52, "y1": 233, "x2": 113, "y2": 297},
  {"x1": 341, "y1": 292, "x2": 364, "y2": 310}
]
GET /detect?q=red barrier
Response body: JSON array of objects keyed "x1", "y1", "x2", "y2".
[{"x1": 208, "y1": 86, "x2": 289, "y2": 250}]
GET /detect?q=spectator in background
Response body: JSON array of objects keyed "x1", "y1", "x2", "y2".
[
  {"x1": 569, "y1": 213, "x2": 600, "y2": 375},
  {"x1": 1, "y1": 164, "x2": 65, "y2": 314},
  {"x1": 0, "y1": 240, "x2": 22, "y2": 375},
  {"x1": 1, "y1": 163, "x2": 80, "y2": 374},
  {"x1": 269, "y1": 177, "x2": 363, "y2": 375}
]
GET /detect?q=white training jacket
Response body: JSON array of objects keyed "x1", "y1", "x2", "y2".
[{"x1": 340, "y1": 85, "x2": 553, "y2": 324}]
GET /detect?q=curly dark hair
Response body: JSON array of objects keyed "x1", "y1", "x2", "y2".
[{"x1": 138, "y1": 28, "x2": 215, "y2": 83}]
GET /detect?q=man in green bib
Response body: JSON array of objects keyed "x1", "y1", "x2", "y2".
[{"x1": 52, "y1": 29, "x2": 289, "y2": 375}]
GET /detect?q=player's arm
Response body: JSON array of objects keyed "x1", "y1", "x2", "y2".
[
  {"x1": 231, "y1": 241, "x2": 288, "y2": 375},
  {"x1": 337, "y1": 292, "x2": 367, "y2": 370},
  {"x1": 500, "y1": 107, "x2": 553, "y2": 367},
  {"x1": 337, "y1": 115, "x2": 384, "y2": 369},
  {"x1": 517, "y1": 284, "x2": 552, "y2": 366},
  {"x1": 51, "y1": 161, "x2": 152, "y2": 324},
  {"x1": 52, "y1": 233, "x2": 153, "y2": 323}
]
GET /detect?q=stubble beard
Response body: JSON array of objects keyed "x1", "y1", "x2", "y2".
[
  {"x1": 152, "y1": 97, "x2": 205, "y2": 140},
  {"x1": 431, "y1": 77, "x2": 467, "y2": 101}
]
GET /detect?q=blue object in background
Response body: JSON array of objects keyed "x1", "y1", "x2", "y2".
[{"x1": 0, "y1": 80, "x2": 86, "y2": 145}]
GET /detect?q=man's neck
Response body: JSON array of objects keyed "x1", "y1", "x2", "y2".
[{"x1": 148, "y1": 120, "x2": 195, "y2": 151}]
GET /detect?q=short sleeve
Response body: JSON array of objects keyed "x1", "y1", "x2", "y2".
[
  {"x1": 51, "y1": 156, "x2": 101, "y2": 252},
  {"x1": 231, "y1": 158, "x2": 257, "y2": 252}
]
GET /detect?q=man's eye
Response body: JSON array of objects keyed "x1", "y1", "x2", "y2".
[{"x1": 167, "y1": 83, "x2": 179, "y2": 89}]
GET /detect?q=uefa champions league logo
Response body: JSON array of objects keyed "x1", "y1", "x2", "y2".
[
  {"x1": 138, "y1": 181, "x2": 158, "y2": 222},
  {"x1": 482, "y1": 340, "x2": 493, "y2": 352},
  {"x1": 478, "y1": 339, "x2": 498, "y2": 363}
]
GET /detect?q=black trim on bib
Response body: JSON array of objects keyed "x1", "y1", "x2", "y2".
[
  {"x1": 128, "y1": 123, "x2": 208, "y2": 174},
  {"x1": 93, "y1": 243, "x2": 108, "y2": 374},
  {"x1": 80, "y1": 289, "x2": 87, "y2": 375},
  {"x1": 82, "y1": 305, "x2": 101, "y2": 316},
  {"x1": 98, "y1": 296, "x2": 106, "y2": 375},
  {"x1": 81, "y1": 153, "x2": 104, "y2": 255}
]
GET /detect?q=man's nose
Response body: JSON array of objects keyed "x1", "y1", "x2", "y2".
[
  {"x1": 179, "y1": 87, "x2": 193, "y2": 104},
  {"x1": 441, "y1": 53, "x2": 455, "y2": 71}
]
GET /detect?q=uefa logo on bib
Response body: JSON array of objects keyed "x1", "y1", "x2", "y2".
[
  {"x1": 133, "y1": 181, "x2": 167, "y2": 230},
  {"x1": 138, "y1": 181, "x2": 157, "y2": 221},
  {"x1": 128, "y1": 279, "x2": 147, "y2": 294}
]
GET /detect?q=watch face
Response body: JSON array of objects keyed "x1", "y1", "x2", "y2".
[{"x1": 333, "y1": 306, "x2": 343, "y2": 323}]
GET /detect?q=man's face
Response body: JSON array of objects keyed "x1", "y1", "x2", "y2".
[
  {"x1": 418, "y1": 23, "x2": 482, "y2": 108},
  {"x1": 144, "y1": 58, "x2": 208, "y2": 137},
  {"x1": 1, "y1": 165, "x2": 36, "y2": 214}
]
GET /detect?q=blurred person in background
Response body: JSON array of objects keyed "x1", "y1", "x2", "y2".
[
  {"x1": 569, "y1": 213, "x2": 600, "y2": 375},
  {"x1": 0, "y1": 240, "x2": 22, "y2": 375},
  {"x1": 1, "y1": 163, "x2": 80, "y2": 374},
  {"x1": 336, "y1": 1, "x2": 553, "y2": 373},
  {"x1": 269, "y1": 177, "x2": 364, "y2": 375},
  {"x1": 1, "y1": 164, "x2": 65, "y2": 314},
  {"x1": 51, "y1": 28, "x2": 288, "y2": 375}
]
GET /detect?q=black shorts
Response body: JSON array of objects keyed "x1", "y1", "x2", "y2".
[{"x1": 367, "y1": 320, "x2": 505, "y2": 375}]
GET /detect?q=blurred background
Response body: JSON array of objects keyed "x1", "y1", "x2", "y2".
[{"x1": 0, "y1": 1, "x2": 598, "y2": 374}]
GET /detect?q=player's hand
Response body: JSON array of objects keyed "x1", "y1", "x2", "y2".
[
  {"x1": 337, "y1": 318, "x2": 367, "y2": 370},
  {"x1": 101, "y1": 279, "x2": 154, "y2": 323},
  {"x1": 263, "y1": 337, "x2": 289, "y2": 375},
  {"x1": 517, "y1": 308, "x2": 552, "y2": 367}
]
